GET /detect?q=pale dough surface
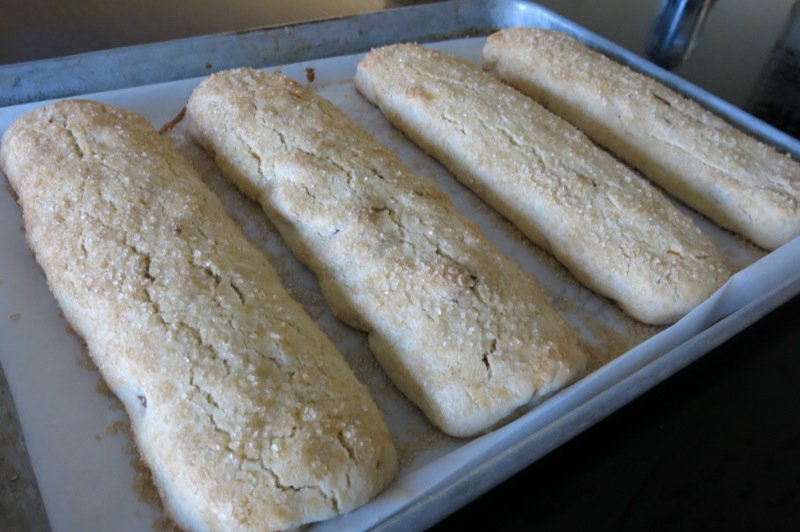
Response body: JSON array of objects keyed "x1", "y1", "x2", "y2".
[
  {"x1": 0, "y1": 99, "x2": 397, "y2": 531},
  {"x1": 186, "y1": 68, "x2": 587, "y2": 438},
  {"x1": 482, "y1": 28, "x2": 800, "y2": 250},
  {"x1": 355, "y1": 43, "x2": 730, "y2": 325}
]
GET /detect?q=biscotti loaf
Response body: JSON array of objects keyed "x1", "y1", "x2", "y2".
[
  {"x1": 482, "y1": 27, "x2": 800, "y2": 250},
  {"x1": 185, "y1": 68, "x2": 587, "y2": 438},
  {"x1": 0, "y1": 99, "x2": 397, "y2": 531},
  {"x1": 355, "y1": 43, "x2": 730, "y2": 325}
]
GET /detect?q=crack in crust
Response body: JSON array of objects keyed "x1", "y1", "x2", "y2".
[
  {"x1": 355, "y1": 43, "x2": 732, "y2": 325},
  {"x1": 0, "y1": 99, "x2": 397, "y2": 531},
  {"x1": 185, "y1": 68, "x2": 588, "y2": 438},
  {"x1": 482, "y1": 28, "x2": 800, "y2": 250}
]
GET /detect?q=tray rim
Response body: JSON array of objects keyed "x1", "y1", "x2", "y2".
[
  {"x1": 375, "y1": 273, "x2": 800, "y2": 530},
  {"x1": 0, "y1": 0, "x2": 494, "y2": 107},
  {"x1": 2, "y1": 0, "x2": 796, "y2": 152}
]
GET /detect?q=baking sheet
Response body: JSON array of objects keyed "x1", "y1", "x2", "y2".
[{"x1": 1, "y1": 22, "x2": 799, "y2": 532}]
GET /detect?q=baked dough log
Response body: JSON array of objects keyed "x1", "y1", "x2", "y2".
[
  {"x1": 482, "y1": 27, "x2": 800, "y2": 250},
  {"x1": 355, "y1": 43, "x2": 730, "y2": 325},
  {"x1": 0, "y1": 99, "x2": 397, "y2": 531},
  {"x1": 185, "y1": 68, "x2": 587, "y2": 438}
]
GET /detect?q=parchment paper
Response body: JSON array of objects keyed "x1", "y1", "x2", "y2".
[{"x1": 0, "y1": 37, "x2": 794, "y2": 531}]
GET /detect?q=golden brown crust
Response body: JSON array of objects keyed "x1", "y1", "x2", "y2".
[
  {"x1": 185, "y1": 68, "x2": 587, "y2": 438},
  {"x1": 482, "y1": 28, "x2": 800, "y2": 250},
  {"x1": 0, "y1": 99, "x2": 397, "y2": 531},
  {"x1": 355, "y1": 43, "x2": 730, "y2": 325}
]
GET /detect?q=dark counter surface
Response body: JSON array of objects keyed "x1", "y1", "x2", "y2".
[{"x1": 1, "y1": 1, "x2": 798, "y2": 530}]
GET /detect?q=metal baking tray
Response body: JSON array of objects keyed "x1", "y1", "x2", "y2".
[{"x1": 1, "y1": 1, "x2": 798, "y2": 530}]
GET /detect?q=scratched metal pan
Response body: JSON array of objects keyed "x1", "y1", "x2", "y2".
[{"x1": 0, "y1": 1, "x2": 798, "y2": 531}]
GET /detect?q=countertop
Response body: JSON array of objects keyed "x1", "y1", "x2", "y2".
[{"x1": 1, "y1": 1, "x2": 798, "y2": 530}]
